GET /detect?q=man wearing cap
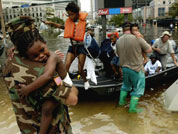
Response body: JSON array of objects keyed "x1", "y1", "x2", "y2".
[
  {"x1": 152, "y1": 31, "x2": 178, "y2": 70},
  {"x1": 116, "y1": 22, "x2": 152, "y2": 113}
]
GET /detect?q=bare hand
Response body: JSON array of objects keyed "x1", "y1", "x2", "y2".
[
  {"x1": 7, "y1": 47, "x2": 15, "y2": 60},
  {"x1": 155, "y1": 48, "x2": 161, "y2": 53},
  {"x1": 55, "y1": 50, "x2": 64, "y2": 60},
  {"x1": 174, "y1": 62, "x2": 178, "y2": 66},
  {"x1": 17, "y1": 84, "x2": 30, "y2": 99},
  {"x1": 134, "y1": 31, "x2": 144, "y2": 38},
  {"x1": 43, "y1": 20, "x2": 52, "y2": 25}
]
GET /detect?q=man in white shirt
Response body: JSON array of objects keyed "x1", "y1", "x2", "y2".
[{"x1": 144, "y1": 54, "x2": 162, "y2": 76}]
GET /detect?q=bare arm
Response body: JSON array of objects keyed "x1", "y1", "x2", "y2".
[
  {"x1": 55, "y1": 55, "x2": 67, "y2": 79},
  {"x1": 155, "y1": 66, "x2": 161, "y2": 73},
  {"x1": 171, "y1": 53, "x2": 178, "y2": 66},
  {"x1": 44, "y1": 21, "x2": 65, "y2": 29},
  {"x1": 142, "y1": 52, "x2": 148, "y2": 65}
]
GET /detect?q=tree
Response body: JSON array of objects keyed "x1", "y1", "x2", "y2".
[
  {"x1": 109, "y1": 14, "x2": 133, "y2": 27},
  {"x1": 169, "y1": 2, "x2": 178, "y2": 17}
]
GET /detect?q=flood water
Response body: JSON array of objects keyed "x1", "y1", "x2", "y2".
[{"x1": 0, "y1": 24, "x2": 178, "y2": 134}]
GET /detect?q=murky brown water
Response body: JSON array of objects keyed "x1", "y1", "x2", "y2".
[{"x1": 1, "y1": 24, "x2": 178, "y2": 134}]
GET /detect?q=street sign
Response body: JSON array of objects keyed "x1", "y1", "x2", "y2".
[
  {"x1": 109, "y1": 8, "x2": 120, "y2": 15},
  {"x1": 98, "y1": 7, "x2": 132, "y2": 15},
  {"x1": 98, "y1": 8, "x2": 109, "y2": 15},
  {"x1": 120, "y1": 7, "x2": 132, "y2": 14}
]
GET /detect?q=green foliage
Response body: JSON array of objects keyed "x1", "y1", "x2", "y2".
[
  {"x1": 109, "y1": 14, "x2": 133, "y2": 27},
  {"x1": 169, "y1": 2, "x2": 178, "y2": 17},
  {"x1": 109, "y1": 14, "x2": 124, "y2": 27}
]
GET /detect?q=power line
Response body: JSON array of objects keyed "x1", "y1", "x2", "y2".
[{"x1": 31, "y1": 0, "x2": 76, "y2": 6}]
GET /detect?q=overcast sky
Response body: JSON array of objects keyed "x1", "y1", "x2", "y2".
[{"x1": 80, "y1": 0, "x2": 91, "y2": 12}]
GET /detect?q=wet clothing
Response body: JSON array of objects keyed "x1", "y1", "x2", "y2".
[
  {"x1": 152, "y1": 38, "x2": 174, "y2": 70},
  {"x1": 67, "y1": 44, "x2": 86, "y2": 56},
  {"x1": 116, "y1": 34, "x2": 150, "y2": 72},
  {"x1": 121, "y1": 67, "x2": 145, "y2": 97},
  {"x1": 3, "y1": 52, "x2": 72, "y2": 134},
  {"x1": 116, "y1": 33, "x2": 150, "y2": 97}
]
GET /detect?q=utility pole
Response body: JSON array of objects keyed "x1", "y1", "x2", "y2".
[
  {"x1": 143, "y1": 0, "x2": 147, "y2": 24},
  {"x1": 101, "y1": 15, "x2": 106, "y2": 40},
  {"x1": 0, "y1": 0, "x2": 6, "y2": 39}
]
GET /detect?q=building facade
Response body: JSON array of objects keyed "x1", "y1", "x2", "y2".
[
  {"x1": 133, "y1": 0, "x2": 176, "y2": 22},
  {"x1": 1, "y1": 0, "x2": 79, "y2": 27},
  {"x1": 149, "y1": 0, "x2": 175, "y2": 18}
]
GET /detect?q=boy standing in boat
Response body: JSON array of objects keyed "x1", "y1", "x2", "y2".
[
  {"x1": 116, "y1": 22, "x2": 152, "y2": 113},
  {"x1": 44, "y1": 2, "x2": 90, "y2": 90}
]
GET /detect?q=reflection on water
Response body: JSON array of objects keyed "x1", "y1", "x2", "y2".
[
  {"x1": 1, "y1": 25, "x2": 178, "y2": 134},
  {"x1": 1, "y1": 76, "x2": 178, "y2": 134}
]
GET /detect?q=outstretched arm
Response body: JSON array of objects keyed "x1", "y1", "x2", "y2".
[{"x1": 44, "y1": 20, "x2": 65, "y2": 29}]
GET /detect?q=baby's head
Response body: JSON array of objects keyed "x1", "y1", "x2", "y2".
[
  {"x1": 6, "y1": 16, "x2": 50, "y2": 62},
  {"x1": 130, "y1": 23, "x2": 139, "y2": 35}
]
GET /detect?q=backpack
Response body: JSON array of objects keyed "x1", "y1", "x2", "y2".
[
  {"x1": 99, "y1": 39, "x2": 115, "y2": 77},
  {"x1": 84, "y1": 33, "x2": 100, "y2": 58},
  {"x1": 99, "y1": 39, "x2": 115, "y2": 63}
]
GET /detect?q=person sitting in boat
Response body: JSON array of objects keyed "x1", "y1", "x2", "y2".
[
  {"x1": 99, "y1": 38, "x2": 115, "y2": 78},
  {"x1": 110, "y1": 34, "x2": 122, "y2": 80},
  {"x1": 44, "y1": 2, "x2": 90, "y2": 89},
  {"x1": 144, "y1": 54, "x2": 162, "y2": 76},
  {"x1": 152, "y1": 31, "x2": 178, "y2": 70}
]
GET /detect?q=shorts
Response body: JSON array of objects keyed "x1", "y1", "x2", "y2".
[
  {"x1": 111, "y1": 56, "x2": 120, "y2": 66},
  {"x1": 67, "y1": 45, "x2": 86, "y2": 56},
  {"x1": 121, "y1": 67, "x2": 145, "y2": 97}
]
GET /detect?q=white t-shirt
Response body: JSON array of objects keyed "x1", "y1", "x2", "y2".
[{"x1": 144, "y1": 60, "x2": 162, "y2": 75}]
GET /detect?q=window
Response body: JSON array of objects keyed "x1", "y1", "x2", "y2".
[
  {"x1": 163, "y1": 1, "x2": 165, "y2": 4},
  {"x1": 158, "y1": 8, "x2": 165, "y2": 16}
]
